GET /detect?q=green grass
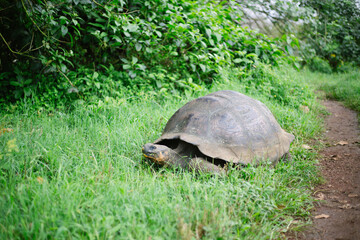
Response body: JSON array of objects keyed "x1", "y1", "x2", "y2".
[
  {"x1": 0, "y1": 66, "x2": 325, "y2": 239},
  {"x1": 302, "y1": 68, "x2": 360, "y2": 112}
]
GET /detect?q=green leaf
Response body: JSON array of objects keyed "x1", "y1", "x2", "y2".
[
  {"x1": 59, "y1": 16, "x2": 68, "y2": 25},
  {"x1": 24, "y1": 79, "x2": 32, "y2": 85},
  {"x1": 132, "y1": 56, "x2": 138, "y2": 65},
  {"x1": 123, "y1": 64, "x2": 131, "y2": 70},
  {"x1": 214, "y1": 33, "x2": 222, "y2": 42},
  {"x1": 156, "y1": 80, "x2": 162, "y2": 88},
  {"x1": 200, "y1": 41, "x2": 207, "y2": 48},
  {"x1": 24, "y1": 87, "x2": 31, "y2": 97},
  {"x1": 100, "y1": 32, "x2": 107, "y2": 38},
  {"x1": 137, "y1": 64, "x2": 146, "y2": 71},
  {"x1": 135, "y1": 43, "x2": 142, "y2": 51},
  {"x1": 60, "y1": 64, "x2": 67, "y2": 73},
  {"x1": 10, "y1": 81, "x2": 20, "y2": 87},
  {"x1": 93, "y1": 72, "x2": 99, "y2": 79},
  {"x1": 126, "y1": 24, "x2": 139, "y2": 33},
  {"x1": 285, "y1": 45, "x2": 293, "y2": 55},
  {"x1": 291, "y1": 37, "x2": 300, "y2": 48},
  {"x1": 246, "y1": 53, "x2": 258, "y2": 59},
  {"x1": 129, "y1": 71, "x2": 137, "y2": 78},
  {"x1": 155, "y1": 31, "x2": 162, "y2": 37},
  {"x1": 112, "y1": 35, "x2": 122, "y2": 43},
  {"x1": 255, "y1": 47, "x2": 260, "y2": 56},
  {"x1": 205, "y1": 28, "x2": 212, "y2": 37},
  {"x1": 61, "y1": 26, "x2": 68, "y2": 36},
  {"x1": 114, "y1": 20, "x2": 121, "y2": 27},
  {"x1": 292, "y1": 61, "x2": 300, "y2": 70},
  {"x1": 89, "y1": 23, "x2": 105, "y2": 29}
]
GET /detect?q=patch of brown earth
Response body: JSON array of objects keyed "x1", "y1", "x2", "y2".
[{"x1": 289, "y1": 100, "x2": 360, "y2": 239}]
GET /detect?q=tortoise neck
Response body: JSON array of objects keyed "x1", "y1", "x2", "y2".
[{"x1": 175, "y1": 141, "x2": 197, "y2": 156}]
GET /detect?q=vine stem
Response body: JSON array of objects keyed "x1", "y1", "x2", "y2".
[
  {"x1": 56, "y1": 67, "x2": 75, "y2": 88},
  {"x1": 0, "y1": 33, "x2": 36, "y2": 59},
  {"x1": 20, "y1": 0, "x2": 70, "y2": 44},
  {"x1": 56, "y1": 67, "x2": 82, "y2": 99},
  {"x1": 21, "y1": 0, "x2": 48, "y2": 38}
]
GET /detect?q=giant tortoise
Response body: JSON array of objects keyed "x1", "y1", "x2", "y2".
[{"x1": 142, "y1": 90, "x2": 294, "y2": 174}]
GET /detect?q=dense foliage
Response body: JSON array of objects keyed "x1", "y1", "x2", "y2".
[
  {"x1": 0, "y1": 0, "x2": 297, "y2": 108},
  {"x1": 237, "y1": 0, "x2": 360, "y2": 70},
  {"x1": 300, "y1": 0, "x2": 360, "y2": 69}
]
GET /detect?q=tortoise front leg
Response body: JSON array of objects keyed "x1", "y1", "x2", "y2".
[
  {"x1": 188, "y1": 157, "x2": 226, "y2": 175},
  {"x1": 280, "y1": 152, "x2": 292, "y2": 163}
]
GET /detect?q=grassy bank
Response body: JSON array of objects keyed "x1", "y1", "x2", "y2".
[
  {"x1": 1, "y1": 66, "x2": 324, "y2": 239},
  {"x1": 303, "y1": 69, "x2": 360, "y2": 112}
]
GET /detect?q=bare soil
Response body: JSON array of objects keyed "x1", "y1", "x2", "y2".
[{"x1": 289, "y1": 100, "x2": 360, "y2": 240}]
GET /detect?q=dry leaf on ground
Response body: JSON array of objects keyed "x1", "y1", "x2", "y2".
[
  {"x1": 348, "y1": 193, "x2": 359, "y2": 198},
  {"x1": 300, "y1": 105, "x2": 310, "y2": 113},
  {"x1": 336, "y1": 141, "x2": 348, "y2": 146},
  {"x1": 36, "y1": 177, "x2": 44, "y2": 184},
  {"x1": 0, "y1": 128, "x2": 13, "y2": 135},
  {"x1": 315, "y1": 193, "x2": 325, "y2": 200},
  {"x1": 339, "y1": 204, "x2": 352, "y2": 209},
  {"x1": 302, "y1": 144, "x2": 312, "y2": 150},
  {"x1": 314, "y1": 214, "x2": 330, "y2": 219}
]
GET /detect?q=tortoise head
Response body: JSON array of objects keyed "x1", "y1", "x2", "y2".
[{"x1": 142, "y1": 143, "x2": 171, "y2": 165}]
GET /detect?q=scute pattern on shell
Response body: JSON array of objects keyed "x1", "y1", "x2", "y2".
[{"x1": 155, "y1": 90, "x2": 295, "y2": 164}]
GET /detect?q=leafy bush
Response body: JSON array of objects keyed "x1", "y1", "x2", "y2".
[
  {"x1": 299, "y1": 0, "x2": 360, "y2": 69},
  {"x1": 308, "y1": 57, "x2": 332, "y2": 74},
  {"x1": 238, "y1": 63, "x2": 313, "y2": 108},
  {"x1": 0, "y1": 0, "x2": 296, "y2": 108},
  {"x1": 336, "y1": 62, "x2": 357, "y2": 73},
  {"x1": 235, "y1": 0, "x2": 360, "y2": 69}
]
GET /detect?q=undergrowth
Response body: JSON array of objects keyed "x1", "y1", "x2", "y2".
[
  {"x1": 301, "y1": 68, "x2": 360, "y2": 113},
  {"x1": 0, "y1": 65, "x2": 324, "y2": 239},
  {"x1": 0, "y1": 0, "x2": 298, "y2": 107}
]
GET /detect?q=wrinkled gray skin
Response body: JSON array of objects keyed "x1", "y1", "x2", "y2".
[{"x1": 142, "y1": 142, "x2": 226, "y2": 175}]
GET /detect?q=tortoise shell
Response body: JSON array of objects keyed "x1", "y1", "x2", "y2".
[{"x1": 155, "y1": 90, "x2": 294, "y2": 164}]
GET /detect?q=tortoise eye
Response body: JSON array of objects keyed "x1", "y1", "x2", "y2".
[{"x1": 149, "y1": 145, "x2": 156, "y2": 151}]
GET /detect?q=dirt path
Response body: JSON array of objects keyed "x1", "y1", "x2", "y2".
[{"x1": 292, "y1": 100, "x2": 360, "y2": 239}]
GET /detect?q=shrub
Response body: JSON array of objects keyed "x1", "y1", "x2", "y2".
[
  {"x1": 308, "y1": 57, "x2": 332, "y2": 74},
  {"x1": 0, "y1": 0, "x2": 296, "y2": 108}
]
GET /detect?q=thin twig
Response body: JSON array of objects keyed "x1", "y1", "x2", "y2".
[
  {"x1": 56, "y1": 67, "x2": 82, "y2": 99},
  {"x1": 29, "y1": 32, "x2": 34, "y2": 51},
  {"x1": 21, "y1": 0, "x2": 48, "y2": 38},
  {"x1": 91, "y1": 0, "x2": 138, "y2": 15},
  {"x1": 0, "y1": 4, "x2": 15, "y2": 13},
  {"x1": 0, "y1": 33, "x2": 37, "y2": 59},
  {"x1": 56, "y1": 67, "x2": 75, "y2": 87},
  {"x1": 29, "y1": 43, "x2": 45, "y2": 52},
  {"x1": 21, "y1": 0, "x2": 70, "y2": 44}
]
